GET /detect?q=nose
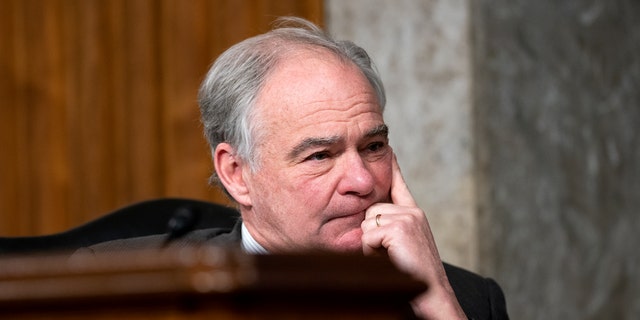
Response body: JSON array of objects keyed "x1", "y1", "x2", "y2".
[{"x1": 336, "y1": 151, "x2": 375, "y2": 197}]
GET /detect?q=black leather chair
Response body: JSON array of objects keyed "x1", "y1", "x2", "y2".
[{"x1": 0, "y1": 198, "x2": 240, "y2": 255}]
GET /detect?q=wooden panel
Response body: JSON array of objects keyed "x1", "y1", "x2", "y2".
[
  {"x1": 0, "y1": 0, "x2": 323, "y2": 236},
  {"x1": 160, "y1": 0, "x2": 216, "y2": 199},
  {"x1": 0, "y1": 247, "x2": 423, "y2": 319},
  {"x1": 0, "y1": 0, "x2": 23, "y2": 232}
]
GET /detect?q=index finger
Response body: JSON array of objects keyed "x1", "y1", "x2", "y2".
[{"x1": 390, "y1": 153, "x2": 417, "y2": 207}]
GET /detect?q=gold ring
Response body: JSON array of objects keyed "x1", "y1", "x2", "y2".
[{"x1": 375, "y1": 214, "x2": 382, "y2": 227}]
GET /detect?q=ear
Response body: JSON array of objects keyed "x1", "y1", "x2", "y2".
[{"x1": 214, "y1": 143, "x2": 252, "y2": 207}]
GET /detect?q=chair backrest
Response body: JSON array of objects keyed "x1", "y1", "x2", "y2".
[{"x1": 0, "y1": 198, "x2": 240, "y2": 255}]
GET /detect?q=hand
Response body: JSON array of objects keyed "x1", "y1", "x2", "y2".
[{"x1": 361, "y1": 153, "x2": 466, "y2": 319}]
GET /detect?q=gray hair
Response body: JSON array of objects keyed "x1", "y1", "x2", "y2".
[{"x1": 198, "y1": 17, "x2": 386, "y2": 185}]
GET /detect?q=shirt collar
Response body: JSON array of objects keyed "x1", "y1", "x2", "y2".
[{"x1": 241, "y1": 223, "x2": 269, "y2": 254}]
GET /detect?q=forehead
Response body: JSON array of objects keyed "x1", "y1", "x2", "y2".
[{"x1": 253, "y1": 50, "x2": 383, "y2": 140}]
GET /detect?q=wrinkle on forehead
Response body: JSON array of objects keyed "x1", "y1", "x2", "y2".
[{"x1": 294, "y1": 94, "x2": 381, "y2": 123}]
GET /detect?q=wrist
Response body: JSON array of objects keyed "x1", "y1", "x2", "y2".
[{"x1": 411, "y1": 285, "x2": 466, "y2": 320}]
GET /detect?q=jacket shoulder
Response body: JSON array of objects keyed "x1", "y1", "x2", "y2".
[
  {"x1": 443, "y1": 262, "x2": 509, "y2": 320},
  {"x1": 81, "y1": 222, "x2": 242, "y2": 253}
]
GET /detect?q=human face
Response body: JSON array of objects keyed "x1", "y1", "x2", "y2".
[{"x1": 241, "y1": 50, "x2": 393, "y2": 253}]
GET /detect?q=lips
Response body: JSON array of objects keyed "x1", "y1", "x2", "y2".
[
  {"x1": 323, "y1": 198, "x2": 380, "y2": 224},
  {"x1": 325, "y1": 210, "x2": 366, "y2": 223}
]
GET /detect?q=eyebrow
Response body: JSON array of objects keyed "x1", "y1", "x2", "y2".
[
  {"x1": 287, "y1": 136, "x2": 342, "y2": 160},
  {"x1": 287, "y1": 124, "x2": 389, "y2": 160},
  {"x1": 365, "y1": 124, "x2": 389, "y2": 140}
]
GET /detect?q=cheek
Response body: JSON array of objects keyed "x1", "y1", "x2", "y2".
[
  {"x1": 248, "y1": 165, "x2": 288, "y2": 206},
  {"x1": 259, "y1": 168, "x2": 331, "y2": 210},
  {"x1": 371, "y1": 158, "x2": 393, "y2": 195},
  {"x1": 293, "y1": 175, "x2": 336, "y2": 204}
]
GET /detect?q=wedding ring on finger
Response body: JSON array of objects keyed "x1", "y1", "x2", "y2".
[{"x1": 375, "y1": 214, "x2": 382, "y2": 227}]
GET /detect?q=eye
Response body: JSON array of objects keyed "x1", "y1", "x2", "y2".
[
  {"x1": 305, "y1": 151, "x2": 331, "y2": 161},
  {"x1": 366, "y1": 141, "x2": 386, "y2": 152}
]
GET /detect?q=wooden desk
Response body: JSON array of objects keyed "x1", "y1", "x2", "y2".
[{"x1": 0, "y1": 246, "x2": 424, "y2": 319}]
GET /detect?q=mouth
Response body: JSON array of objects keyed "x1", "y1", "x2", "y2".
[{"x1": 325, "y1": 210, "x2": 366, "y2": 224}]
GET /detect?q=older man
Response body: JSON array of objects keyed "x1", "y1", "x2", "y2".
[
  {"x1": 198, "y1": 17, "x2": 507, "y2": 319},
  {"x1": 89, "y1": 17, "x2": 508, "y2": 319}
]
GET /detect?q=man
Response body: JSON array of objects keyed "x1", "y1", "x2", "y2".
[
  {"x1": 90, "y1": 17, "x2": 508, "y2": 319},
  {"x1": 198, "y1": 17, "x2": 507, "y2": 319}
]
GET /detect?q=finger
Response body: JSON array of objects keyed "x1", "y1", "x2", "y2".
[
  {"x1": 390, "y1": 153, "x2": 417, "y2": 207},
  {"x1": 361, "y1": 216, "x2": 386, "y2": 256}
]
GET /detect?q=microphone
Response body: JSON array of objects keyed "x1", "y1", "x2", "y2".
[{"x1": 163, "y1": 206, "x2": 200, "y2": 247}]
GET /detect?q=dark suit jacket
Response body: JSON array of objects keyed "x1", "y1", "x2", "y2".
[{"x1": 83, "y1": 221, "x2": 509, "y2": 320}]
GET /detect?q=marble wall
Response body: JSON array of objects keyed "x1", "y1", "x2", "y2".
[
  {"x1": 472, "y1": 0, "x2": 640, "y2": 319},
  {"x1": 327, "y1": 0, "x2": 640, "y2": 319}
]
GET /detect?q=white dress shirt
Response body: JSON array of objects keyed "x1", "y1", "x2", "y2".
[{"x1": 241, "y1": 223, "x2": 268, "y2": 254}]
